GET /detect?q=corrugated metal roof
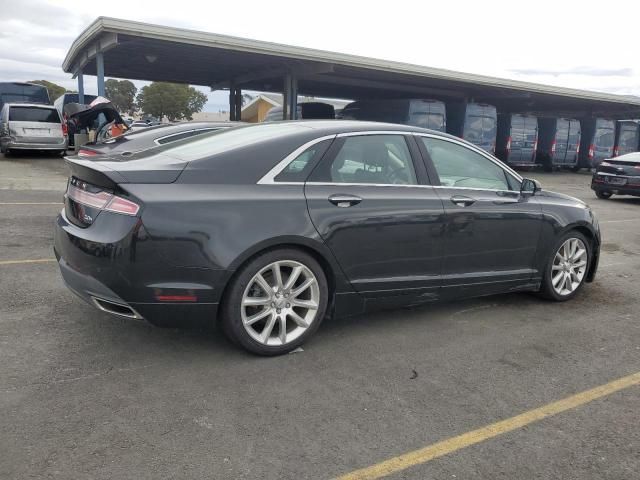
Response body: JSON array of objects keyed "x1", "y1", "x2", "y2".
[{"x1": 63, "y1": 16, "x2": 640, "y2": 110}]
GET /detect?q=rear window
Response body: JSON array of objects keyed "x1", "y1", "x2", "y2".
[
  {"x1": 9, "y1": 106, "x2": 60, "y2": 123},
  {"x1": 595, "y1": 126, "x2": 614, "y2": 148},
  {"x1": 465, "y1": 115, "x2": 496, "y2": 144}
]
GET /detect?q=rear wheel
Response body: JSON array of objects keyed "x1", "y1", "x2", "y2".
[
  {"x1": 595, "y1": 190, "x2": 612, "y2": 199},
  {"x1": 539, "y1": 231, "x2": 591, "y2": 301},
  {"x1": 221, "y1": 249, "x2": 328, "y2": 355}
]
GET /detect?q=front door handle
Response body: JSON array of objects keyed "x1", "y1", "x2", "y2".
[
  {"x1": 450, "y1": 195, "x2": 476, "y2": 207},
  {"x1": 328, "y1": 194, "x2": 362, "y2": 208}
]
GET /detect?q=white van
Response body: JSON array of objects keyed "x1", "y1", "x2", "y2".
[{"x1": 0, "y1": 103, "x2": 67, "y2": 155}]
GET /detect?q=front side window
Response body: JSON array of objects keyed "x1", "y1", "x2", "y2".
[
  {"x1": 421, "y1": 137, "x2": 517, "y2": 190},
  {"x1": 313, "y1": 135, "x2": 417, "y2": 185}
]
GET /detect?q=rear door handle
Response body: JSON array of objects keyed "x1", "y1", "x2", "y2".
[
  {"x1": 450, "y1": 195, "x2": 476, "y2": 207},
  {"x1": 328, "y1": 194, "x2": 362, "y2": 208}
]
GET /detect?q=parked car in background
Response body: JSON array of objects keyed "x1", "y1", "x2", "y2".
[
  {"x1": 55, "y1": 121, "x2": 600, "y2": 355},
  {"x1": 613, "y1": 120, "x2": 639, "y2": 157},
  {"x1": 446, "y1": 102, "x2": 497, "y2": 153},
  {"x1": 77, "y1": 121, "x2": 237, "y2": 157},
  {"x1": 496, "y1": 114, "x2": 538, "y2": 168},
  {"x1": 340, "y1": 99, "x2": 446, "y2": 131},
  {"x1": 536, "y1": 118, "x2": 581, "y2": 171},
  {"x1": 264, "y1": 102, "x2": 335, "y2": 121},
  {"x1": 591, "y1": 152, "x2": 640, "y2": 199},
  {"x1": 0, "y1": 103, "x2": 67, "y2": 155},
  {"x1": 0, "y1": 82, "x2": 50, "y2": 112},
  {"x1": 579, "y1": 118, "x2": 615, "y2": 169}
]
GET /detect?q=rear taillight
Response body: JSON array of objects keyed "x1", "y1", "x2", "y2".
[
  {"x1": 551, "y1": 139, "x2": 556, "y2": 153},
  {"x1": 104, "y1": 196, "x2": 140, "y2": 215},
  {"x1": 506, "y1": 136, "x2": 511, "y2": 151},
  {"x1": 61, "y1": 122, "x2": 68, "y2": 136},
  {"x1": 78, "y1": 149, "x2": 98, "y2": 157},
  {"x1": 576, "y1": 143, "x2": 580, "y2": 154},
  {"x1": 613, "y1": 147, "x2": 619, "y2": 157},
  {"x1": 588, "y1": 144, "x2": 595, "y2": 158},
  {"x1": 67, "y1": 183, "x2": 139, "y2": 216}
]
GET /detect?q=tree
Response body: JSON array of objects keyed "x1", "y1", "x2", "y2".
[
  {"x1": 136, "y1": 82, "x2": 208, "y2": 121},
  {"x1": 28, "y1": 80, "x2": 67, "y2": 103},
  {"x1": 104, "y1": 79, "x2": 137, "y2": 114}
]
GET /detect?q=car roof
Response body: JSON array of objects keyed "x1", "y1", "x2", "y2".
[{"x1": 246, "y1": 119, "x2": 460, "y2": 140}]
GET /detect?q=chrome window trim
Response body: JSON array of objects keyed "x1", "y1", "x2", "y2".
[
  {"x1": 413, "y1": 132, "x2": 524, "y2": 183},
  {"x1": 257, "y1": 134, "x2": 337, "y2": 184},
  {"x1": 258, "y1": 129, "x2": 524, "y2": 190},
  {"x1": 306, "y1": 182, "x2": 436, "y2": 188},
  {"x1": 153, "y1": 129, "x2": 196, "y2": 145}
]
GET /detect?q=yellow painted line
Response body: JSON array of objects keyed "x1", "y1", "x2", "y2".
[
  {"x1": 0, "y1": 258, "x2": 56, "y2": 266},
  {"x1": 335, "y1": 371, "x2": 640, "y2": 480},
  {"x1": 0, "y1": 202, "x2": 62, "y2": 205}
]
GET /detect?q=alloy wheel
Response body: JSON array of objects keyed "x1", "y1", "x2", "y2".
[
  {"x1": 551, "y1": 238, "x2": 587, "y2": 296},
  {"x1": 241, "y1": 260, "x2": 320, "y2": 346}
]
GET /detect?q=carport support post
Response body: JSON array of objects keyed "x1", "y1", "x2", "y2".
[
  {"x1": 282, "y1": 73, "x2": 298, "y2": 120},
  {"x1": 96, "y1": 51, "x2": 105, "y2": 97},
  {"x1": 229, "y1": 83, "x2": 242, "y2": 121},
  {"x1": 77, "y1": 71, "x2": 85, "y2": 104},
  {"x1": 234, "y1": 88, "x2": 242, "y2": 121}
]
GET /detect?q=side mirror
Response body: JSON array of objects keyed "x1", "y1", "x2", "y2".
[{"x1": 520, "y1": 178, "x2": 541, "y2": 196}]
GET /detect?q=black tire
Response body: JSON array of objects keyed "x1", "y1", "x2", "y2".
[
  {"x1": 221, "y1": 248, "x2": 328, "y2": 356},
  {"x1": 595, "y1": 190, "x2": 612, "y2": 199},
  {"x1": 570, "y1": 166, "x2": 581, "y2": 172},
  {"x1": 539, "y1": 231, "x2": 592, "y2": 301}
]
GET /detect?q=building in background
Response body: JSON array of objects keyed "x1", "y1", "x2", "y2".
[{"x1": 241, "y1": 94, "x2": 350, "y2": 123}]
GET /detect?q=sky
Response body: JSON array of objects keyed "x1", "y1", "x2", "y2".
[{"x1": 1, "y1": 0, "x2": 639, "y2": 112}]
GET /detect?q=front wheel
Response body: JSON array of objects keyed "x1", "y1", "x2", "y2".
[
  {"x1": 595, "y1": 190, "x2": 612, "y2": 199},
  {"x1": 539, "y1": 232, "x2": 591, "y2": 301},
  {"x1": 221, "y1": 249, "x2": 328, "y2": 355}
]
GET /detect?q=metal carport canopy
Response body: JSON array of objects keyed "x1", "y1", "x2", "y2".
[{"x1": 63, "y1": 17, "x2": 640, "y2": 118}]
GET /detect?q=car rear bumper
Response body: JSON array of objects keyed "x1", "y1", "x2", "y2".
[
  {"x1": 2, "y1": 137, "x2": 67, "y2": 150},
  {"x1": 54, "y1": 210, "x2": 222, "y2": 327},
  {"x1": 591, "y1": 175, "x2": 640, "y2": 197}
]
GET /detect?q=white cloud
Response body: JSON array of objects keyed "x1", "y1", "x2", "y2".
[{"x1": 1, "y1": 0, "x2": 638, "y2": 111}]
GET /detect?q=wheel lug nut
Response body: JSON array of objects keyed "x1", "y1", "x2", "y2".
[
  {"x1": 276, "y1": 308, "x2": 281, "y2": 314},
  {"x1": 286, "y1": 303, "x2": 290, "y2": 308},
  {"x1": 271, "y1": 302, "x2": 275, "y2": 307}
]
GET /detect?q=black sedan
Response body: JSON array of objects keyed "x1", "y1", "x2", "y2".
[
  {"x1": 591, "y1": 152, "x2": 640, "y2": 199},
  {"x1": 76, "y1": 121, "x2": 237, "y2": 157},
  {"x1": 54, "y1": 121, "x2": 601, "y2": 355}
]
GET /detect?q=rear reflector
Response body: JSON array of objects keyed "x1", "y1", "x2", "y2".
[
  {"x1": 155, "y1": 295, "x2": 198, "y2": 302},
  {"x1": 588, "y1": 144, "x2": 595, "y2": 158},
  {"x1": 67, "y1": 182, "x2": 139, "y2": 216}
]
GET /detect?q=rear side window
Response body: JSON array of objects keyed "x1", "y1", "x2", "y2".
[
  {"x1": 9, "y1": 107, "x2": 60, "y2": 123},
  {"x1": 274, "y1": 139, "x2": 332, "y2": 182}
]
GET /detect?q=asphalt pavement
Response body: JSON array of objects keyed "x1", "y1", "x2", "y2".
[{"x1": 1, "y1": 152, "x2": 638, "y2": 479}]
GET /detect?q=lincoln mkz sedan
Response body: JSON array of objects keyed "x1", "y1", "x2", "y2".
[{"x1": 54, "y1": 121, "x2": 601, "y2": 355}]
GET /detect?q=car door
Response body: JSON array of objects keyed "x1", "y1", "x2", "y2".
[
  {"x1": 304, "y1": 132, "x2": 445, "y2": 299},
  {"x1": 416, "y1": 135, "x2": 543, "y2": 298}
]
